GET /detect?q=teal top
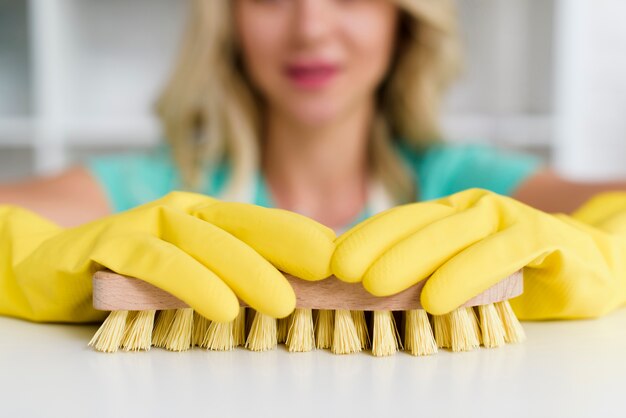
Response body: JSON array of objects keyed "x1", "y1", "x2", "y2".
[{"x1": 85, "y1": 140, "x2": 543, "y2": 230}]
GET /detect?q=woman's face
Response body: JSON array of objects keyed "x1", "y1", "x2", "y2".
[{"x1": 234, "y1": 0, "x2": 399, "y2": 127}]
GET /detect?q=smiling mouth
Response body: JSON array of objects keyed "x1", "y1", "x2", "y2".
[{"x1": 284, "y1": 63, "x2": 339, "y2": 90}]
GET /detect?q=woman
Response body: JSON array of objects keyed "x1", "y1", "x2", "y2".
[{"x1": 1, "y1": 0, "x2": 626, "y2": 323}]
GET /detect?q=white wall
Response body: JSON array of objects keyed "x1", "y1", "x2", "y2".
[
  {"x1": 553, "y1": 0, "x2": 626, "y2": 180},
  {"x1": 443, "y1": 0, "x2": 554, "y2": 149}
]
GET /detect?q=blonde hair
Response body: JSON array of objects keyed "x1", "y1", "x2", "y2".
[{"x1": 156, "y1": 0, "x2": 461, "y2": 204}]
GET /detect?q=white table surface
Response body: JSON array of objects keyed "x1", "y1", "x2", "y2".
[{"x1": 1, "y1": 310, "x2": 626, "y2": 418}]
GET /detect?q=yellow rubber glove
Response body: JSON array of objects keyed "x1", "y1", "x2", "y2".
[
  {"x1": 332, "y1": 188, "x2": 626, "y2": 320},
  {"x1": 0, "y1": 191, "x2": 335, "y2": 323}
]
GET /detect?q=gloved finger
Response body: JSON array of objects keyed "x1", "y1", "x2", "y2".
[
  {"x1": 334, "y1": 204, "x2": 398, "y2": 247},
  {"x1": 134, "y1": 191, "x2": 218, "y2": 213},
  {"x1": 571, "y1": 192, "x2": 626, "y2": 225},
  {"x1": 157, "y1": 207, "x2": 296, "y2": 318},
  {"x1": 331, "y1": 201, "x2": 455, "y2": 283},
  {"x1": 90, "y1": 232, "x2": 241, "y2": 323},
  {"x1": 192, "y1": 202, "x2": 336, "y2": 281},
  {"x1": 363, "y1": 199, "x2": 502, "y2": 296},
  {"x1": 0, "y1": 206, "x2": 62, "y2": 252},
  {"x1": 420, "y1": 223, "x2": 552, "y2": 315}
]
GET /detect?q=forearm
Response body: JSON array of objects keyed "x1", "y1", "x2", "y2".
[
  {"x1": 513, "y1": 169, "x2": 626, "y2": 214},
  {"x1": 0, "y1": 166, "x2": 112, "y2": 227}
]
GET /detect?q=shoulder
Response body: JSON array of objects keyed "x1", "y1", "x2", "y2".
[{"x1": 83, "y1": 143, "x2": 179, "y2": 212}]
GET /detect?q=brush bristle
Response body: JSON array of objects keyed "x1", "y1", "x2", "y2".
[
  {"x1": 404, "y1": 309, "x2": 437, "y2": 356},
  {"x1": 466, "y1": 307, "x2": 482, "y2": 346},
  {"x1": 192, "y1": 311, "x2": 211, "y2": 347},
  {"x1": 286, "y1": 308, "x2": 315, "y2": 352},
  {"x1": 119, "y1": 311, "x2": 137, "y2": 349},
  {"x1": 91, "y1": 300, "x2": 523, "y2": 356},
  {"x1": 203, "y1": 320, "x2": 234, "y2": 351},
  {"x1": 163, "y1": 308, "x2": 193, "y2": 351},
  {"x1": 351, "y1": 311, "x2": 371, "y2": 349},
  {"x1": 233, "y1": 307, "x2": 247, "y2": 347},
  {"x1": 494, "y1": 301, "x2": 526, "y2": 343},
  {"x1": 121, "y1": 310, "x2": 155, "y2": 351},
  {"x1": 332, "y1": 309, "x2": 361, "y2": 354},
  {"x1": 245, "y1": 312, "x2": 277, "y2": 351},
  {"x1": 478, "y1": 304, "x2": 506, "y2": 348},
  {"x1": 277, "y1": 314, "x2": 291, "y2": 344},
  {"x1": 152, "y1": 310, "x2": 176, "y2": 348},
  {"x1": 432, "y1": 314, "x2": 451, "y2": 349},
  {"x1": 89, "y1": 310, "x2": 129, "y2": 353},
  {"x1": 314, "y1": 309, "x2": 334, "y2": 349},
  {"x1": 449, "y1": 308, "x2": 480, "y2": 352},
  {"x1": 372, "y1": 311, "x2": 400, "y2": 357}
]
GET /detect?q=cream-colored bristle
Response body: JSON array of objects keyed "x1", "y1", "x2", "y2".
[
  {"x1": 203, "y1": 320, "x2": 234, "y2": 351},
  {"x1": 286, "y1": 308, "x2": 315, "y2": 352},
  {"x1": 494, "y1": 301, "x2": 526, "y2": 343},
  {"x1": 163, "y1": 308, "x2": 193, "y2": 351},
  {"x1": 372, "y1": 311, "x2": 399, "y2": 357},
  {"x1": 314, "y1": 309, "x2": 334, "y2": 349},
  {"x1": 466, "y1": 307, "x2": 483, "y2": 346},
  {"x1": 478, "y1": 304, "x2": 506, "y2": 348},
  {"x1": 331, "y1": 309, "x2": 361, "y2": 354},
  {"x1": 245, "y1": 312, "x2": 277, "y2": 351},
  {"x1": 277, "y1": 314, "x2": 291, "y2": 344},
  {"x1": 152, "y1": 310, "x2": 176, "y2": 348},
  {"x1": 121, "y1": 310, "x2": 155, "y2": 351},
  {"x1": 432, "y1": 314, "x2": 451, "y2": 348},
  {"x1": 404, "y1": 309, "x2": 437, "y2": 356},
  {"x1": 449, "y1": 308, "x2": 480, "y2": 352},
  {"x1": 233, "y1": 307, "x2": 247, "y2": 347},
  {"x1": 192, "y1": 311, "x2": 211, "y2": 347},
  {"x1": 351, "y1": 311, "x2": 371, "y2": 349},
  {"x1": 89, "y1": 310, "x2": 129, "y2": 353}
]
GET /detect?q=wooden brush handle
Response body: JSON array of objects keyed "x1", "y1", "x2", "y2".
[{"x1": 93, "y1": 270, "x2": 523, "y2": 311}]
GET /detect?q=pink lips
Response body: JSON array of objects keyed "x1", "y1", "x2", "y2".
[{"x1": 285, "y1": 62, "x2": 339, "y2": 90}]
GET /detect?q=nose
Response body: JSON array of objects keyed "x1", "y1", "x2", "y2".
[{"x1": 291, "y1": 0, "x2": 333, "y2": 47}]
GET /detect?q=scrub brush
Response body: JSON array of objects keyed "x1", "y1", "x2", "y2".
[{"x1": 90, "y1": 269, "x2": 525, "y2": 356}]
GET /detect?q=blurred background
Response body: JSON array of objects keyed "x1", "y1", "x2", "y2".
[{"x1": 0, "y1": 0, "x2": 625, "y2": 182}]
